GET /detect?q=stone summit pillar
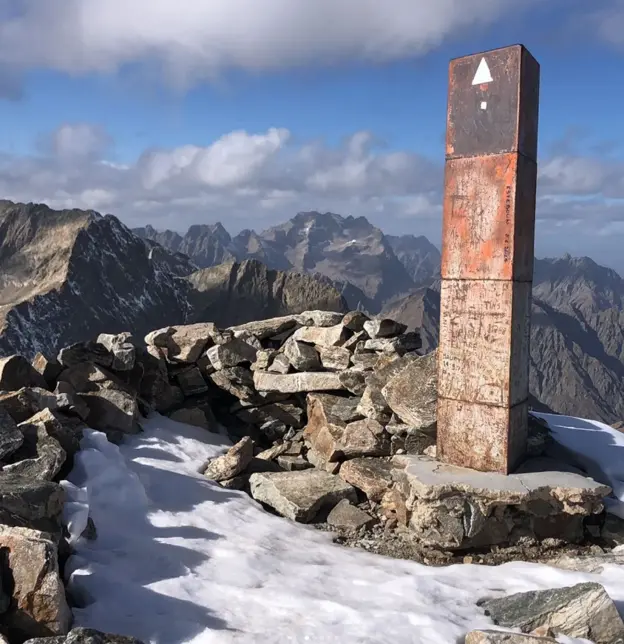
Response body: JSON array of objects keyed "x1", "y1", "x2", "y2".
[{"x1": 436, "y1": 45, "x2": 540, "y2": 474}]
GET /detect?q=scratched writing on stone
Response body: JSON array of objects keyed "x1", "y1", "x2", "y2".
[{"x1": 503, "y1": 184, "x2": 512, "y2": 263}]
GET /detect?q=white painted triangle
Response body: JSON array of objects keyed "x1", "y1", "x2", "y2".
[{"x1": 472, "y1": 58, "x2": 493, "y2": 85}]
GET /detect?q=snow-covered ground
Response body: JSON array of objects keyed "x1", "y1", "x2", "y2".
[{"x1": 60, "y1": 414, "x2": 624, "y2": 644}]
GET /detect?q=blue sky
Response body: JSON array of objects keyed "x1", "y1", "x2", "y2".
[{"x1": 0, "y1": 0, "x2": 623, "y2": 269}]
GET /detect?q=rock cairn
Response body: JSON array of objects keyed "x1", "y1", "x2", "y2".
[{"x1": 0, "y1": 310, "x2": 622, "y2": 642}]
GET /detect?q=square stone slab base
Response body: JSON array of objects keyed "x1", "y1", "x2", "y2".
[{"x1": 392, "y1": 455, "x2": 611, "y2": 550}]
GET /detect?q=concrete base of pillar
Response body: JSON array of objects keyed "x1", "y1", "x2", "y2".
[{"x1": 392, "y1": 454, "x2": 611, "y2": 551}]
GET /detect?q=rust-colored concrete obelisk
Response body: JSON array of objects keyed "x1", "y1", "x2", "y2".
[{"x1": 436, "y1": 45, "x2": 540, "y2": 474}]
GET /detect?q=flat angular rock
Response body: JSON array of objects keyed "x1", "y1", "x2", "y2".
[
  {"x1": 249, "y1": 469, "x2": 357, "y2": 523},
  {"x1": 203, "y1": 437, "x2": 254, "y2": 482},
  {"x1": 342, "y1": 311, "x2": 369, "y2": 332},
  {"x1": 2, "y1": 420, "x2": 66, "y2": 482},
  {"x1": 284, "y1": 339, "x2": 321, "y2": 371},
  {"x1": 210, "y1": 367, "x2": 256, "y2": 401},
  {"x1": 229, "y1": 316, "x2": 298, "y2": 341},
  {"x1": 79, "y1": 388, "x2": 140, "y2": 434},
  {"x1": 268, "y1": 353, "x2": 291, "y2": 374},
  {"x1": 0, "y1": 356, "x2": 48, "y2": 391},
  {"x1": 292, "y1": 324, "x2": 349, "y2": 348},
  {"x1": 144, "y1": 326, "x2": 176, "y2": 347},
  {"x1": 254, "y1": 371, "x2": 344, "y2": 394},
  {"x1": 0, "y1": 388, "x2": 61, "y2": 424},
  {"x1": 56, "y1": 362, "x2": 117, "y2": 393},
  {"x1": 0, "y1": 476, "x2": 64, "y2": 534},
  {"x1": 356, "y1": 384, "x2": 391, "y2": 424},
  {"x1": 343, "y1": 330, "x2": 368, "y2": 351},
  {"x1": 350, "y1": 352, "x2": 379, "y2": 372},
  {"x1": 164, "y1": 323, "x2": 215, "y2": 362},
  {"x1": 542, "y1": 552, "x2": 624, "y2": 574},
  {"x1": 231, "y1": 329, "x2": 263, "y2": 350},
  {"x1": 235, "y1": 402, "x2": 304, "y2": 430},
  {"x1": 339, "y1": 458, "x2": 394, "y2": 502},
  {"x1": 251, "y1": 349, "x2": 276, "y2": 371},
  {"x1": 394, "y1": 455, "x2": 611, "y2": 549},
  {"x1": 465, "y1": 632, "x2": 556, "y2": 643},
  {"x1": 0, "y1": 404, "x2": 24, "y2": 460},
  {"x1": 304, "y1": 394, "x2": 361, "y2": 464},
  {"x1": 295, "y1": 311, "x2": 344, "y2": 327},
  {"x1": 363, "y1": 319, "x2": 407, "y2": 339},
  {"x1": 306, "y1": 393, "x2": 362, "y2": 425},
  {"x1": 256, "y1": 443, "x2": 291, "y2": 461},
  {"x1": 24, "y1": 627, "x2": 146, "y2": 643},
  {"x1": 338, "y1": 370, "x2": 367, "y2": 395},
  {"x1": 57, "y1": 342, "x2": 113, "y2": 369},
  {"x1": 207, "y1": 338, "x2": 258, "y2": 370},
  {"x1": 306, "y1": 446, "x2": 340, "y2": 474},
  {"x1": 0, "y1": 525, "x2": 71, "y2": 640},
  {"x1": 364, "y1": 331, "x2": 422, "y2": 355},
  {"x1": 96, "y1": 332, "x2": 136, "y2": 371},
  {"x1": 326, "y1": 499, "x2": 375, "y2": 531},
  {"x1": 136, "y1": 350, "x2": 181, "y2": 413},
  {"x1": 277, "y1": 455, "x2": 312, "y2": 471},
  {"x1": 478, "y1": 582, "x2": 624, "y2": 644},
  {"x1": 382, "y1": 350, "x2": 437, "y2": 431},
  {"x1": 175, "y1": 366, "x2": 209, "y2": 396},
  {"x1": 319, "y1": 346, "x2": 351, "y2": 371},
  {"x1": 356, "y1": 355, "x2": 417, "y2": 423},
  {"x1": 31, "y1": 354, "x2": 63, "y2": 388},
  {"x1": 341, "y1": 419, "x2": 390, "y2": 459}
]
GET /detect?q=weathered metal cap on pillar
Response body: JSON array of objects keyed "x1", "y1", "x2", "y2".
[{"x1": 446, "y1": 45, "x2": 540, "y2": 161}]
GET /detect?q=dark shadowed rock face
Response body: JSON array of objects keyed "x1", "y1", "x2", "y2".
[
  {"x1": 385, "y1": 234, "x2": 441, "y2": 287},
  {"x1": 0, "y1": 204, "x2": 348, "y2": 361},
  {"x1": 0, "y1": 201, "x2": 194, "y2": 359},
  {"x1": 135, "y1": 222, "x2": 237, "y2": 268},
  {"x1": 186, "y1": 259, "x2": 348, "y2": 328}
]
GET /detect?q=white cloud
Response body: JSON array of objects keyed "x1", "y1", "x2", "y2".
[
  {"x1": 1, "y1": 122, "x2": 623, "y2": 249},
  {"x1": 0, "y1": 0, "x2": 540, "y2": 87},
  {"x1": 46, "y1": 123, "x2": 112, "y2": 160},
  {"x1": 539, "y1": 155, "x2": 624, "y2": 199},
  {"x1": 589, "y1": 0, "x2": 624, "y2": 47}
]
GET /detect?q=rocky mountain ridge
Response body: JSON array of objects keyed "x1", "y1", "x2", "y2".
[
  {"x1": 135, "y1": 211, "x2": 429, "y2": 312},
  {"x1": 0, "y1": 202, "x2": 346, "y2": 360},
  {"x1": 3, "y1": 201, "x2": 624, "y2": 423}
]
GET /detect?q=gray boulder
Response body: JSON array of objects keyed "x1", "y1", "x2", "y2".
[
  {"x1": 0, "y1": 525, "x2": 71, "y2": 641},
  {"x1": 0, "y1": 403, "x2": 24, "y2": 460},
  {"x1": 0, "y1": 355, "x2": 48, "y2": 391},
  {"x1": 478, "y1": 582, "x2": 624, "y2": 643},
  {"x1": 203, "y1": 437, "x2": 254, "y2": 482},
  {"x1": 0, "y1": 475, "x2": 65, "y2": 534},
  {"x1": 249, "y1": 469, "x2": 357, "y2": 523}
]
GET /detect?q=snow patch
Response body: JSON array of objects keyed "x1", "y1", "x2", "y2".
[{"x1": 61, "y1": 415, "x2": 624, "y2": 644}]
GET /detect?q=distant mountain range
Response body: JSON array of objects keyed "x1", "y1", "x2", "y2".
[
  {"x1": 134, "y1": 213, "x2": 624, "y2": 424},
  {"x1": 0, "y1": 202, "x2": 346, "y2": 359},
  {"x1": 135, "y1": 212, "x2": 434, "y2": 312},
  {"x1": 1, "y1": 199, "x2": 623, "y2": 425}
]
